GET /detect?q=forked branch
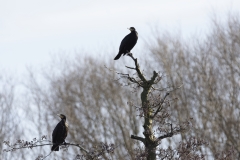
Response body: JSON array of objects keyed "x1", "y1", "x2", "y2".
[
  {"x1": 157, "y1": 124, "x2": 174, "y2": 140},
  {"x1": 152, "y1": 92, "x2": 170, "y2": 119},
  {"x1": 127, "y1": 54, "x2": 147, "y2": 82}
]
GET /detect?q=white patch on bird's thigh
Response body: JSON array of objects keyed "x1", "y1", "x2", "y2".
[
  {"x1": 65, "y1": 122, "x2": 69, "y2": 127},
  {"x1": 127, "y1": 52, "x2": 132, "y2": 56}
]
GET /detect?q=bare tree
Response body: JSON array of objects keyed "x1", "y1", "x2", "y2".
[
  {"x1": 113, "y1": 53, "x2": 209, "y2": 160},
  {"x1": 0, "y1": 72, "x2": 26, "y2": 159},
  {"x1": 148, "y1": 13, "x2": 240, "y2": 159}
]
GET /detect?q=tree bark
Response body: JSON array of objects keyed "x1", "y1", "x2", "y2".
[{"x1": 128, "y1": 55, "x2": 158, "y2": 160}]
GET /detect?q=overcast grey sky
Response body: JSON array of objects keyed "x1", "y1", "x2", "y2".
[{"x1": 1, "y1": 0, "x2": 240, "y2": 73}]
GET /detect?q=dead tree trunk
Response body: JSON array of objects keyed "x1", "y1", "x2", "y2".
[{"x1": 125, "y1": 54, "x2": 171, "y2": 160}]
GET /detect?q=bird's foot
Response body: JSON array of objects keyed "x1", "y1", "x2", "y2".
[{"x1": 63, "y1": 142, "x2": 67, "y2": 145}]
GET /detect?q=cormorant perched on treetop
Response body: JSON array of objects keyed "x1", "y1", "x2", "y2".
[
  {"x1": 51, "y1": 114, "x2": 68, "y2": 151},
  {"x1": 114, "y1": 27, "x2": 138, "y2": 60}
]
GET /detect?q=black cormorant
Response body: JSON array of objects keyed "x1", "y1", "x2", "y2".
[
  {"x1": 51, "y1": 114, "x2": 68, "y2": 151},
  {"x1": 114, "y1": 27, "x2": 138, "y2": 60}
]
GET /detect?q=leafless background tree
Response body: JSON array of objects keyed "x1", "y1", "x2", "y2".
[
  {"x1": 0, "y1": 72, "x2": 27, "y2": 159},
  {"x1": 19, "y1": 56, "x2": 141, "y2": 159},
  {"x1": 147, "y1": 13, "x2": 240, "y2": 159}
]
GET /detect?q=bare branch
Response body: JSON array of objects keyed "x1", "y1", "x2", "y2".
[
  {"x1": 4, "y1": 142, "x2": 89, "y2": 154},
  {"x1": 127, "y1": 54, "x2": 147, "y2": 82},
  {"x1": 131, "y1": 135, "x2": 146, "y2": 144},
  {"x1": 125, "y1": 66, "x2": 136, "y2": 70},
  {"x1": 157, "y1": 124, "x2": 174, "y2": 140},
  {"x1": 168, "y1": 84, "x2": 183, "y2": 93},
  {"x1": 152, "y1": 92, "x2": 170, "y2": 118},
  {"x1": 150, "y1": 71, "x2": 158, "y2": 84}
]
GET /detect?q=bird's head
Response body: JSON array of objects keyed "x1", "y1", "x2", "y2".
[
  {"x1": 128, "y1": 27, "x2": 136, "y2": 32},
  {"x1": 57, "y1": 114, "x2": 66, "y2": 121}
]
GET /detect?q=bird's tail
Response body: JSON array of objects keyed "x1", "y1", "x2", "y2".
[
  {"x1": 51, "y1": 145, "x2": 59, "y2": 151},
  {"x1": 114, "y1": 52, "x2": 122, "y2": 60}
]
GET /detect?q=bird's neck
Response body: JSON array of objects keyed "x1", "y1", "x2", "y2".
[
  {"x1": 131, "y1": 31, "x2": 137, "y2": 34},
  {"x1": 132, "y1": 31, "x2": 138, "y2": 36}
]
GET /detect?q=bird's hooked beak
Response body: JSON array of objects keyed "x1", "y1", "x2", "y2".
[
  {"x1": 57, "y1": 114, "x2": 62, "y2": 118},
  {"x1": 127, "y1": 28, "x2": 132, "y2": 32}
]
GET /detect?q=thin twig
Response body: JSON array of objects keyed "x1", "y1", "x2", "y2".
[
  {"x1": 157, "y1": 124, "x2": 174, "y2": 140},
  {"x1": 152, "y1": 92, "x2": 170, "y2": 118},
  {"x1": 151, "y1": 86, "x2": 171, "y2": 91},
  {"x1": 125, "y1": 66, "x2": 136, "y2": 70},
  {"x1": 5, "y1": 143, "x2": 89, "y2": 154},
  {"x1": 42, "y1": 151, "x2": 53, "y2": 160},
  {"x1": 168, "y1": 84, "x2": 183, "y2": 93}
]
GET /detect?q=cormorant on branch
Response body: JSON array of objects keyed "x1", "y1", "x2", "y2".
[
  {"x1": 51, "y1": 114, "x2": 68, "y2": 151},
  {"x1": 114, "y1": 27, "x2": 138, "y2": 60}
]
